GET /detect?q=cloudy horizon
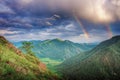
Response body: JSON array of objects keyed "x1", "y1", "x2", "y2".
[{"x1": 0, "y1": 0, "x2": 120, "y2": 43}]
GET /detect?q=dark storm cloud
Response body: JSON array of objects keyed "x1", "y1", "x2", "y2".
[
  {"x1": 0, "y1": 2, "x2": 15, "y2": 14},
  {"x1": 111, "y1": 22, "x2": 120, "y2": 34}
]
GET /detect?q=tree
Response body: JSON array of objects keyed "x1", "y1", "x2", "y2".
[{"x1": 20, "y1": 41, "x2": 35, "y2": 56}]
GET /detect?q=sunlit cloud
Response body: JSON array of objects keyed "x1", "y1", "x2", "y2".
[
  {"x1": 13, "y1": 0, "x2": 120, "y2": 24},
  {"x1": 18, "y1": 0, "x2": 33, "y2": 5}
]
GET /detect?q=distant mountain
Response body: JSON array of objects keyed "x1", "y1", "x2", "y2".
[
  {"x1": 0, "y1": 36, "x2": 59, "y2": 80},
  {"x1": 57, "y1": 36, "x2": 120, "y2": 80},
  {"x1": 13, "y1": 39, "x2": 96, "y2": 60}
]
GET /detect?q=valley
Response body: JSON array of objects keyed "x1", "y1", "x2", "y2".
[
  {"x1": 13, "y1": 38, "x2": 96, "y2": 71},
  {"x1": 0, "y1": 35, "x2": 120, "y2": 80}
]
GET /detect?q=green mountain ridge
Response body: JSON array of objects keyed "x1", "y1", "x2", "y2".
[
  {"x1": 57, "y1": 35, "x2": 120, "y2": 80},
  {"x1": 13, "y1": 39, "x2": 96, "y2": 61},
  {"x1": 0, "y1": 36, "x2": 59, "y2": 80}
]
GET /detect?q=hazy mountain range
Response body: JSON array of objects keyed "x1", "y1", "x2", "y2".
[{"x1": 13, "y1": 39, "x2": 97, "y2": 61}]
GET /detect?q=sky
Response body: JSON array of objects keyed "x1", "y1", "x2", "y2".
[{"x1": 0, "y1": 0, "x2": 120, "y2": 43}]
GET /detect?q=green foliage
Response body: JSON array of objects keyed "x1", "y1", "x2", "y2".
[{"x1": 20, "y1": 41, "x2": 35, "y2": 56}]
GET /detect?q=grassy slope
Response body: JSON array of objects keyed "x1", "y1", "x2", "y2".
[
  {"x1": 0, "y1": 36, "x2": 59, "y2": 80},
  {"x1": 57, "y1": 36, "x2": 120, "y2": 80}
]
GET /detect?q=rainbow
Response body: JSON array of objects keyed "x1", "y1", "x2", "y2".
[
  {"x1": 74, "y1": 15, "x2": 89, "y2": 39},
  {"x1": 75, "y1": 15, "x2": 113, "y2": 39},
  {"x1": 105, "y1": 24, "x2": 113, "y2": 38},
  {"x1": 73, "y1": 10, "x2": 113, "y2": 39}
]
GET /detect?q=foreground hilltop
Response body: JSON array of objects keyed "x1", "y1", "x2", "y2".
[
  {"x1": 0, "y1": 36, "x2": 59, "y2": 80},
  {"x1": 58, "y1": 36, "x2": 120, "y2": 80}
]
